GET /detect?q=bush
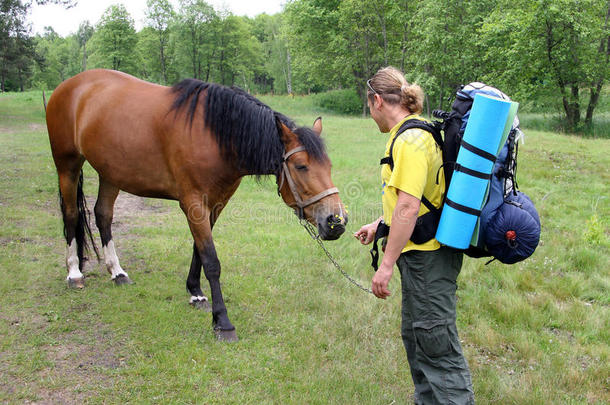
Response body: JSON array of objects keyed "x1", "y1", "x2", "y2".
[{"x1": 313, "y1": 89, "x2": 362, "y2": 115}]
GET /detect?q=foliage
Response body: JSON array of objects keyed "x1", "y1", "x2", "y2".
[
  {"x1": 248, "y1": 13, "x2": 290, "y2": 94},
  {"x1": 76, "y1": 21, "x2": 94, "y2": 71},
  {"x1": 0, "y1": 0, "x2": 33, "y2": 91},
  {"x1": 479, "y1": 0, "x2": 609, "y2": 130},
  {"x1": 31, "y1": 28, "x2": 80, "y2": 89},
  {"x1": 313, "y1": 88, "x2": 362, "y2": 115},
  {"x1": 89, "y1": 4, "x2": 138, "y2": 73},
  {"x1": 1, "y1": 0, "x2": 608, "y2": 133},
  {"x1": 173, "y1": 0, "x2": 218, "y2": 81},
  {"x1": 145, "y1": 0, "x2": 174, "y2": 84},
  {"x1": 410, "y1": 0, "x2": 496, "y2": 112}
]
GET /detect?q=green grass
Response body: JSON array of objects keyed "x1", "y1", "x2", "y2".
[
  {"x1": 1, "y1": 91, "x2": 609, "y2": 404},
  {"x1": 517, "y1": 112, "x2": 610, "y2": 139}
]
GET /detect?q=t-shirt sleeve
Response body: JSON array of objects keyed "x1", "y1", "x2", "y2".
[{"x1": 386, "y1": 133, "x2": 428, "y2": 199}]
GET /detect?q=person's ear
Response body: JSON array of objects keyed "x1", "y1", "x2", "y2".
[{"x1": 374, "y1": 94, "x2": 383, "y2": 109}]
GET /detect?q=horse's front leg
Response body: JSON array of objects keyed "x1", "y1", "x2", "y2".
[
  {"x1": 187, "y1": 243, "x2": 211, "y2": 311},
  {"x1": 181, "y1": 198, "x2": 237, "y2": 342}
]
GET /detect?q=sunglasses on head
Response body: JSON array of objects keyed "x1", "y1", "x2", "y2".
[{"x1": 366, "y1": 79, "x2": 378, "y2": 95}]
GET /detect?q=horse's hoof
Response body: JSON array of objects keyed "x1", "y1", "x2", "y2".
[
  {"x1": 113, "y1": 274, "x2": 133, "y2": 286},
  {"x1": 190, "y1": 297, "x2": 211, "y2": 312},
  {"x1": 214, "y1": 328, "x2": 238, "y2": 342},
  {"x1": 67, "y1": 277, "x2": 85, "y2": 289}
]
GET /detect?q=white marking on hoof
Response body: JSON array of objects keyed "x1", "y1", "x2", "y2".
[
  {"x1": 66, "y1": 239, "x2": 83, "y2": 280},
  {"x1": 104, "y1": 241, "x2": 129, "y2": 280},
  {"x1": 189, "y1": 295, "x2": 208, "y2": 304}
]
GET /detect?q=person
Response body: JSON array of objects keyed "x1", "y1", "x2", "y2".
[{"x1": 354, "y1": 67, "x2": 474, "y2": 404}]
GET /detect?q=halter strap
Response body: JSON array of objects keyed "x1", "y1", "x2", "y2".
[{"x1": 278, "y1": 146, "x2": 339, "y2": 219}]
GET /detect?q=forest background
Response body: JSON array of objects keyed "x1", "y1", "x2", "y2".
[{"x1": 1, "y1": 0, "x2": 609, "y2": 134}]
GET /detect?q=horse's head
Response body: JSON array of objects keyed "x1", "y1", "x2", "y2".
[{"x1": 277, "y1": 117, "x2": 347, "y2": 240}]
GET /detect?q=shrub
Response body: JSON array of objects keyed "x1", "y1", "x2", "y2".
[{"x1": 313, "y1": 89, "x2": 362, "y2": 115}]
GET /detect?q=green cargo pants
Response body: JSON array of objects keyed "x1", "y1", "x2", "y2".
[{"x1": 397, "y1": 246, "x2": 474, "y2": 405}]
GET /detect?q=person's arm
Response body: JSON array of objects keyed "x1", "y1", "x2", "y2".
[
  {"x1": 371, "y1": 190, "x2": 420, "y2": 299},
  {"x1": 354, "y1": 216, "x2": 383, "y2": 245}
]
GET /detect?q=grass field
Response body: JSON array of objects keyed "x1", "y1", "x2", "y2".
[{"x1": 0, "y1": 91, "x2": 608, "y2": 404}]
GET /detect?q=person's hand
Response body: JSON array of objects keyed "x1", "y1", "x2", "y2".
[
  {"x1": 372, "y1": 262, "x2": 393, "y2": 299},
  {"x1": 354, "y1": 223, "x2": 377, "y2": 245}
]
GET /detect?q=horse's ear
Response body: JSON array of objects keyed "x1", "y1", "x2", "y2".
[
  {"x1": 277, "y1": 119, "x2": 298, "y2": 146},
  {"x1": 312, "y1": 116, "x2": 323, "y2": 136}
]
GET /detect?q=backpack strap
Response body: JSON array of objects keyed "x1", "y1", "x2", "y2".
[
  {"x1": 460, "y1": 139, "x2": 497, "y2": 162},
  {"x1": 380, "y1": 119, "x2": 444, "y2": 212},
  {"x1": 379, "y1": 119, "x2": 443, "y2": 171}
]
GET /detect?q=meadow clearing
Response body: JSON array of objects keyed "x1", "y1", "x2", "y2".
[{"x1": 0, "y1": 91, "x2": 608, "y2": 404}]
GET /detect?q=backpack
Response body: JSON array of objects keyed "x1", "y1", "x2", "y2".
[{"x1": 370, "y1": 83, "x2": 540, "y2": 270}]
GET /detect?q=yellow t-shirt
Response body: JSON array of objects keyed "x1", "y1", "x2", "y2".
[{"x1": 381, "y1": 115, "x2": 445, "y2": 252}]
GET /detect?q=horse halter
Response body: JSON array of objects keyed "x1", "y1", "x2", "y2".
[{"x1": 277, "y1": 146, "x2": 339, "y2": 220}]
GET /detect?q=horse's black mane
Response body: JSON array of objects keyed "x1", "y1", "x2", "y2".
[{"x1": 170, "y1": 79, "x2": 326, "y2": 176}]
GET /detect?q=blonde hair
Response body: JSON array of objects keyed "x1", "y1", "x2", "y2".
[{"x1": 367, "y1": 66, "x2": 424, "y2": 115}]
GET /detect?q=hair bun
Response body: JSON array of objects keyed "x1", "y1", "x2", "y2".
[{"x1": 401, "y1": 84, "x2": 408, "y2": 92}]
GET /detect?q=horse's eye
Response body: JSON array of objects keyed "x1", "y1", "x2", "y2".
[{"x1": 295, "y1": 164, "x2": 308, "y2": 172}]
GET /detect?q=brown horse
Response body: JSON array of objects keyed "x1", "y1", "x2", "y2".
[{"x1": 46, "y1": 69, "x2": 347, "y2": 341}]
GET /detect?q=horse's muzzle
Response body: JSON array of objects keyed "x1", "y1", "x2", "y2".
[{"x1": 318, "y1": 213, "x2": 348, "y2": 240}]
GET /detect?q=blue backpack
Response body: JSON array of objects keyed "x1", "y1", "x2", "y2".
[{"x1": 436, "y1": 83, "x2": 540, "y2": 264}]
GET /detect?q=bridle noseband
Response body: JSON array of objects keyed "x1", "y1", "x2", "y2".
[{"x1": 277, "y1": 146, "x2": 339, "y2": 220}]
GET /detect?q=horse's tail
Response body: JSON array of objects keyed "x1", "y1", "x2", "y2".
[
  {"x1": 59, "y1": 171, "x2": 100, "y2": 269},
  {"x1": 42, "y1": 91, "x2": 47, "y2": 112}
]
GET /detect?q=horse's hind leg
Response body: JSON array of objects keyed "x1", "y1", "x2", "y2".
[
  {"x1": 94, "y1": 178, "x2": 132, "y2": 285},
  {"x1": 57, "y1": 167, "x2": 85, "y2": 288},
  {"x1": 57, "y1": 162, "x2": 95, "y2": 288}
]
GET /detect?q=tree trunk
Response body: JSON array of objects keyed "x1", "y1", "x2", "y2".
[
  {"x1": 571, "y1": 85, "x2": 580, "y2": 128},
  {"x1": 585, "y1": 83, "x2": 603, "y2": 126},
  {"x1": 191, "y1": 29, "x2": 197, "y2": 79},
  {"x1": 373, "y1": 3, "x2": 388, "y2": 65},
  {"x1": 285, "y1": 50, "x2": 292, "y2": 95},
  {"x1": 361, "y1": 86, "x2": 368, "y2": 117},
  {"x1": 159, "y1": 39, "x2": 167, "y2": 85},
  {"x1": 18, "y1": 68, "x2": 23, "y2": 92},
  {"x1": 585, "y1": 2, "x2": 610, "y2": 126},
  {"x1": 82, "y1": 44, "x2": 87, "y2": 71},
  {"x1": 438, "y1": 78, "x2": 444, "y2": 111},
  {"x1": 400, "y1": 0, "x2": 410, "y2": 72}
]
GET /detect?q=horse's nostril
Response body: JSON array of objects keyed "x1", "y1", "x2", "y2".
[{"x1": 327, "y1": 214, "x2": 344, "y2": 227}]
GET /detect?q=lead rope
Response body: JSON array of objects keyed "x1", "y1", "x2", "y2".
[{"x1": 300, "y1": 219, "x2": 373, "y2": 295}]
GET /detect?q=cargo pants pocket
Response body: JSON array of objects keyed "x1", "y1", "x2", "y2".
[{"x1": 413, "y1": 319, "x2": 452, "y2": 358}]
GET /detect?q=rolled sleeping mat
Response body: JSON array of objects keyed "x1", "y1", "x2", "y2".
[
  {"x1": 471, "y1": 101, "x2": 520, "y2": 247},
  {"x1": 435, "y1": 93, "x2": 512, "y2": 249}
]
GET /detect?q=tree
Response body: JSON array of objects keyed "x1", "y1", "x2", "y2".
[
  {"x1": 145, "y1": 0, "x2": 174, "y2": 84},
  {"x1": 335, "y1": 0, "x2": 403, "y2": 114},
  {"x1": 285, "y1": 0, "x2": 406, "y2": 110},
  {"x1": 32, "y1": 27, "x2": 80, "y2": 88},
  {"x1": 0, "y1": 0, "x2": 29, "y2": 91},
  {"x1": 248, "y1": 13, "x2": 283, "y2": 93},
  {"x1": 214, "y1": 15, "x2": 264, "y2": 88},
  {"x1": 480, "y1": 0, "x2": 610, "y2": 130},
  {"x1": 174, "y1": 0, "x2": 218, "y2": 80},
  {"x1": 76, "y1": 20, "x2": 93, "y2": 71},
  {"x1": 408, "y1": 0, "x2": 498, "y2": 113},
  {"x1": 93, "y1": 4, "x2": 138, "y2": 72},
  {"x1": 284, "y1": 0, "x2": 341, "y2": 93}
]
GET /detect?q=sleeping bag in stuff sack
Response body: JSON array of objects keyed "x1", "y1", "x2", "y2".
[{"x1": 483, "y1": 191, "x2": 540, "y2": 264}]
